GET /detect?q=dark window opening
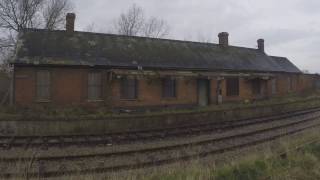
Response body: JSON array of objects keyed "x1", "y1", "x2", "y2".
[
  {"x1": 288, "y1": 77, "x2": 293, "y2": 92},
  {"x1": 88, "y1": 72, "x2": 102, "y2": 100},
  {"x1": 271, "y1": 79, "x2": 277, "y2": 94},
  {"x1": 226, "y1": 78, "x2": 239, "y2": 96},
  {"x1": 36, "y1": 70, "x2": 51, "y2": 101},
  {"x1": 251, "y1": 79, "x2": 261, "y2": 95},
  {"x1": 120, "y1": 77, "x2": 138, "y2": 99},
  {"x1": 162, "y1": 78, "x2": 176, "y2": 98}
]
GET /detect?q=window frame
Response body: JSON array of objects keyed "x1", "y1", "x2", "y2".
[
  {"x1": 287, "y1": 76, "x2": 293, "y2": 92},
  {"x1": 271, "y1": 78, "x2": 277, "y2": 95},
  {"x1": 226, "y1": 78, "x2": 240, "y2": 97},
  {"x1": 162, "y1": 78, "x2": 177, "y2": 99},
  {"x1": 87, "y1": 71, "x2": 103, "y2": 101},
  {"x1": 251, "y1": 79, "x2": 261, "y2": 95},
  {"x1": 120, "y1": 77, "x2": 138, "y2": 100},
  {"x1": 36, "y1": 70, "x2": 51, "y2": 102}
]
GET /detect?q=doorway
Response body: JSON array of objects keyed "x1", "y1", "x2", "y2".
[{"x1": 198, "y1": 79, "x2": 210, "y2": 106}]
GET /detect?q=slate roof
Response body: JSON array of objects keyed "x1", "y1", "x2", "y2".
[{"x1": 14, "y1": 29, "x2": 301, "y2": 74}]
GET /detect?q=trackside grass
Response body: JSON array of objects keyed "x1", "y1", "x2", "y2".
[{"x1": 37, "y1": 127, "x2": 320, "y2": 180}]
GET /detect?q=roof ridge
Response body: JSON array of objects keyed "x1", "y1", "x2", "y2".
[{"x1": 270, "y1": 55, "x2": 288, "y2": 59}]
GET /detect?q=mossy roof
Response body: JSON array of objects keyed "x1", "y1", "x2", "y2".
[{"x1": 13, "y1": 29, "x2": 301, "y2": 73}]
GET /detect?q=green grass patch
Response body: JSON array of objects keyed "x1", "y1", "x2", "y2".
[{"x1": 212, "y1": 141, "x2": 320, "y2": 180}]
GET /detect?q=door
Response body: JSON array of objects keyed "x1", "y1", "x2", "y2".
[{"x1": 198, "y1": 79, "x2": 210, "y2": 106}]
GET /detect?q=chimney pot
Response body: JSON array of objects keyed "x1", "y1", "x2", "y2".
[
  {"x1": 218, "y1": 32, "x2": 229, "y2": 47},
  {"x1": 66, "y1": 13, "x2": 76, "y2": 32},
  {"x1": 257, "y1": 39, "x2": 265, "y2": 53}
]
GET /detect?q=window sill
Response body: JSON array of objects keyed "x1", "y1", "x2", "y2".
[
  {"x1": 226, "y1": 95, "x2": 239, "y2": 97},
  {"x1": 87, "y1": 100, "x2": 104, "y2": 103},
  {"x1": 35, "y1": 100, "x2": 51, "y2": 103},
  {"x1": 162, "y1": 97, "x2": 178, "y2": 100},
  {"x1": 120, "y1": 98, "x2": 139, "y2": 101}
]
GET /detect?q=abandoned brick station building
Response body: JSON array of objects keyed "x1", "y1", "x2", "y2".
[{"x1": 12, "y1": 13, "x2": 312, "y2": 109}]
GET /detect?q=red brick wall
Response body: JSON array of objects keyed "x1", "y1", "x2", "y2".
[
  {"x1": 51, "y1": 68, "x2": 87, "y2": 105},
  {"x1": 111, "y1": 78, "x2": 197, "y2": 108},
  {"x1": 14, "y1": 66, "x2": 317, "y2": 107},
  {"x1": 220, "y1": 78, "x2": 255, "y2": 102},
  {"x1": 14, "y1": 67, "x2": 198, "y2": 107},
  {"x1": 276, "y1": 74, "x2": 305, "y2": 95},
  {"x1": 298, "y1": 74, "x2": 316, "y2": 92},
  {"x1": 14, "y1": 67, "x2": 36, "y2": 106},
  {"x1": 14, "y1": 67, "x2": 96, "y2": 106}
]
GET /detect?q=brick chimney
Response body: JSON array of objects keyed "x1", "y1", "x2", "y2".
[
  {"x1": 218, "y1": 32, "x2": 229, "y2": 47},
  {"x1": 257, "y1": 39, "x2": 265, "y2": 53},
  {"x1": 66, "y1": 13, "x2": 76, "y2": 32}
]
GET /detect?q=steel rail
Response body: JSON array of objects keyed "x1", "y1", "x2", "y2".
[
  {"x1": 1, "y1": 107, "x2": 320, "y2": 149},
  {"x1": 1, "y1": 119, "x2": 319, "y2": 179}
]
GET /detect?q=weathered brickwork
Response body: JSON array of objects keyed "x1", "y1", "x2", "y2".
[
  {"x1": 14, "y1": 67, "x2": 36, "y2": 106},
  {"x1": 110, "y1": 78, "x2": 198, "y2": 108},
  {"x1": 14, "y1": 66, "x2": 317, "y2": 108}
]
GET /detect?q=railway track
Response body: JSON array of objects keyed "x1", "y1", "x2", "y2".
[
  {"x1": 0, "y1": 108, "x2": 320, "y2": 178},
  {"x1": 1, "y1": 107, "x2": 320, "y2": 150}
]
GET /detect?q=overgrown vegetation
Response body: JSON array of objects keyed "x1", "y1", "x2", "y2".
[
  {"x1": 0, "y1": 90, "x2": 320, "y2": 121},
  {"x1": 41, "y1": 129, "x2": 320, "y2": 180},
  {"x1": 213, "y1": 142, "x2": 320, "y2": 180},
  {"x1": 122, "y1": 130, "x2": 320, "y2": 180}
]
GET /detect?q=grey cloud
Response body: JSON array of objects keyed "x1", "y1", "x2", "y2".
[
  {"x1": 296, "y1": 0, "x2": 320, "y2": 14},
  {"x1": 70, "y1": 0, "x2": 320, "y2": 73}
]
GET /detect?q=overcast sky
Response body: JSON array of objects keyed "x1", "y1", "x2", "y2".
[{"x1": 71, "y1": 0, "x2": 320, "y2": 73}]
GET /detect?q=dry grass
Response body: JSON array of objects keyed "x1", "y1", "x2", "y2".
[
  {"x1": 26, "y1": 127, "x2": 319, "y2": 180},
  {"x1": 2, "y1": 123, "x2": 320, "y2": 180}
]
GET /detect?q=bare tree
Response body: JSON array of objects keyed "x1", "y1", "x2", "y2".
[
  {"x1": 0, "y1": 0, "x2": 43, "y2": 32},
  {"x1": 84, "y1": 22, "x2": 97, "y2": 32},
  {"x1": 113, "y1": 4, "x2": 170, "y2": 38},
  {"x1": 0, "y1": 0, "x2": 73, "y2": 47},
  {"x1": 197, "y1": 32, "x2": 213, "y2": 43},
  {"x1": 0, "y1": 0, "x2": 73, "y2": 67},
  {"x1": 143, "y1": 17, "x2": 169, "y2": 38},
  {"x1": 42, "y1": 0, "x2": 73, "y2": 30},
  {"x1": 114, "y1": 4, "x2": 144, "y2": 36},
  {"x1": 0, "y1": 0, "x2": 73, "y2": 32}
]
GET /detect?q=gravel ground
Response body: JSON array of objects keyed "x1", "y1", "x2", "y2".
[
  {"x1": 1, "y1": 111, "x2": 320, "y2": 159},
  {"x1": 1, "y1": 112, "x2": 320, "y2": 177}
]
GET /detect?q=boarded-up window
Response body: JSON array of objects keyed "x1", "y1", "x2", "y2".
[
  {"x1": 36, "y1": 70, "x2": 50, "y2": 101},
  {"x1": 226, "y1": 78, "x2": 239, "y2": 96},
  {"x1": 88, "y1": 72, "x2": 102, "y2": 100},
  {"x1": 251, "y1": 79, "x2": 261, "y2": 95},
  {"x1": 287, "y1": 77, "x2": 293, "y2": 92},
  {"x1": 120, "y1": 78, "x2": 138, "y2": 99},
  {"x1": 162, "y1": 78, "x2": 176, "y2": 98},
  {"x1": 271, "y1": 79, "x2": 277, "y2": 94}
]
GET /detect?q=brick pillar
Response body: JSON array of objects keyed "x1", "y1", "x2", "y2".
[
  {"x1": 218, "y1": 32, "x2": 229, "y2": 47},
  {"x1": 257, "y1": 39, "x2": 265, "y2": 53}
]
